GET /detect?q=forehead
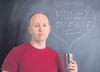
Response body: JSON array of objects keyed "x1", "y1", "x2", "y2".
[{"x1": 30, "y1": 13, "x2": 49, "y2": 22}]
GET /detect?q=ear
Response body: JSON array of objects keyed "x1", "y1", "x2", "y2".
[{"x1": 28, "y1": 25, "x2": 31, "y2": 34}]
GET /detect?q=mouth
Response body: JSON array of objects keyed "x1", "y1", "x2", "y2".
[{"x1": 38, "y1": 34, "x2": 44, "y2": 36}]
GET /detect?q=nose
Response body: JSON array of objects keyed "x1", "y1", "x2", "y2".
[{"x1": 38, "y1": 26, "x2": 43, "y2": 32}]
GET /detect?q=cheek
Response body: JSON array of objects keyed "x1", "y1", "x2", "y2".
[
  {"x1": 29, "y1": 29, "x2": 37, "y2": 36},
  {"x1": 45, "y1": 30, "x2": 50, "y2": 37},
  {"x1": 44, "y1": 30, "x2": 50, "y2": 36},
  {"x1": 45, "y1": 27, "x2": 50, "y2": 33}
]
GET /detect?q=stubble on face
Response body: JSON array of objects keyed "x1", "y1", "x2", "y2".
[{"x1": 28, "y1": 12, "x2": 51, "y2": 43}]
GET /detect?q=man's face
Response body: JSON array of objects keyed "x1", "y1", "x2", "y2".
[{"x1": 28, "y1": 13, "x2": 50, "y2": 42}]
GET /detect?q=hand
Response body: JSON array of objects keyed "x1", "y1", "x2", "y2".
[{"x1": 67, "y1": 60, "x2": 78, "y2": 72}]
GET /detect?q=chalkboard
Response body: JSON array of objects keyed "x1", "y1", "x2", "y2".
[{"x1": 0, "y1": 0, "x2": 100, "y2": 72}]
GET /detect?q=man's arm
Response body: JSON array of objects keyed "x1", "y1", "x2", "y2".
[{"x1": 2, "y1": 48, "x2": 18, "y2": 72}]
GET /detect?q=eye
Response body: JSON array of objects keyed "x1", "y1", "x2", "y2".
[
  {"x1": 43, "y1": 24, "x2": 47, "y2": 27},
  {"x1": 34, "y1": 24, "x2": 40, "y2": 27}
]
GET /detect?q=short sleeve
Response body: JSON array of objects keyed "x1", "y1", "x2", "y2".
[
  {"x1": 55, "y1": 52, "x2": 64, "y2": 72},
  {"x1": 2, "y1": 48, "x2": 18, "y2": 72}
]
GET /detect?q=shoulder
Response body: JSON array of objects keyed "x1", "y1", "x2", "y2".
[
  {"x1": 11, "y1": 42, "x2": 28, "y2": 52},
  {"x1": 47, "y1": 47, "x2": 62, "y2": 62},
  {"x1": 46, "y1": 47, "x2": 56, "y2": 52},
  {"x1": 8, "y1": 42, "x2": 28, "y2": 57},
  {"x1": 15, "y1": 42, "x2": 28, "y2": 49},
  {"x1": 46, "y1": 47, "x2": 60, "y2": 56}
]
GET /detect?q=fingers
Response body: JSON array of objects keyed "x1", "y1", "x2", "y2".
[{"x1": 67, "y1": 60, "x2": 78, "y2": 72}]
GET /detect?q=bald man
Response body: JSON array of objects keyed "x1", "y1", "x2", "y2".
[{"x1": 2, "y1": 12, "x2": 78, "y2": 72}]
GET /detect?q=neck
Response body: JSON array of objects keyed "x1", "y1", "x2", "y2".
[{"x1": 30, "y1": 40, "x2": 46, "y2": 49}]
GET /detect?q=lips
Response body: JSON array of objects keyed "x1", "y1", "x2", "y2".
[{"x1": 38, "y1": 34, "x2": 44, "y2": 36}]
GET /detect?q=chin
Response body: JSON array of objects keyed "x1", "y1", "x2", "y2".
[
  {"x1": 38, "y1": 38, "x2": 47, "y2": 42},
  {"x1": 38, "y1": 37, "x2": 48, "y2": 41}
]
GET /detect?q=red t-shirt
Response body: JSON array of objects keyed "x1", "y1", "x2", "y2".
[{"x1": 2, "y1": 42, "x2": 64, "y2": 72}]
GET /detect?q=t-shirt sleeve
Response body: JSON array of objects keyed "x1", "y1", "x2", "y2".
[
  {"x1": 55, "y1": 52, "x2": 64, "y2": 72},
  {"x1": 2, "y1": 48, "x2": 18, "y2": 72}
]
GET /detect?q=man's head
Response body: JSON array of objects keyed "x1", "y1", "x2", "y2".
[{"x1": 28, "y1": 12, "x2": 51, "y2": 42}]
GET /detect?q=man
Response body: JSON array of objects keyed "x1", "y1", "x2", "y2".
[{"x1": 2, "y1": 12, "x2": 78, "y2": 72}]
